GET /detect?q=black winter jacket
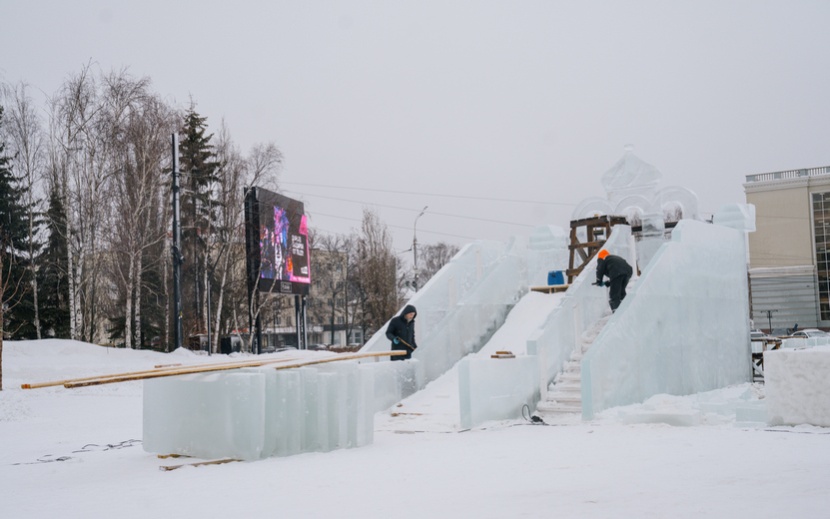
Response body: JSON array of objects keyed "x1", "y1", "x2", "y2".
[
  {"x1": 596, "y1": 254, "x2": 633, "y2": 283},
  {"x1": 385, "y1": 304, "x2": 417, "y2": 359}
]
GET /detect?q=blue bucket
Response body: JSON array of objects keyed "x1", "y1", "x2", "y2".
[{"x1": 547, "y1": 270, "x2": 564, "y2": 285}]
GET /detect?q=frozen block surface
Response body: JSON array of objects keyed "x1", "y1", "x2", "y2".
[
  {"x1": 143, "y1": 371, "x2": 267, "y2": 461},
  {"x1": 765, "y1": 347, "x2": 830, "y2": 426},
  {"x1": 459, "y1": 356, "x2": 539, "y2": 429}
]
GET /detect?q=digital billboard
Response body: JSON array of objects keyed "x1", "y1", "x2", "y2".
[{"x1": 245, "y1": 187, "x2": 310, "y2": 295}]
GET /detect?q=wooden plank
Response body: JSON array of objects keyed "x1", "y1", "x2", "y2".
[
  {"x1": 160, "y1": 458, "x2": 240, "y2": 471},
  {"x1": 21, "y1": 355, "x2": 304, "y2": 390},
  {"x1": 529, "y1": 284, "x2": 570, "y2": 294},
  {"x1": 61, "y1": 350, "x2": 405, "y2": 389}
]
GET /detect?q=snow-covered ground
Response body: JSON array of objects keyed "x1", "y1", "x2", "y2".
[{"x1": 2, "y1": 339, "x2": 829, "y2": 519}]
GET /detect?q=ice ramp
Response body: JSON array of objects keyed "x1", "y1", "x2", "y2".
[
  {"x1": 376, "y1": 290, "x2": 567, "y2": 432},
  {"x1": 359, "y1": 230, "x2": 568, "y2": 413}
]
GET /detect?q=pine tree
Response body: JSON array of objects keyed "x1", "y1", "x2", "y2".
[
  {"x1": 0, "y1": 105, "x2": 35, "y2": 338},
  {"x1": 178, "y1": 106, "x2": 220, "y2": 342},
  {"x1": 37, "y1": 186, "x2": 70, "y2": 338}
]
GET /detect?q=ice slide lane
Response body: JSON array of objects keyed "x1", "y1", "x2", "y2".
[{"x1": 375, "y1": 290, "x2": 568, "y2": 433}]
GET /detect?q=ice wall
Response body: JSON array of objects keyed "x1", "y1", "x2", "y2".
[
  {"x1": 581, "y1": 217, "x2": 753, "y2": 419},
  {"x1": 764, "y1": 346, "x2": 830, "y2": 427},
  {"x1": 144, "y1": 360, "x2": 408, "y2": 460}
]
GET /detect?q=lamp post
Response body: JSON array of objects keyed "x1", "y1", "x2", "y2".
[
  {"x1": 171, "y1": 134, "x2": 183, "y2": 352},
  {"x1": 413, "y1": 206, "x2": 428, "y2": 291}
]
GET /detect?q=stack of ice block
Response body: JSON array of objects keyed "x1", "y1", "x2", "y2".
[{"x1": 143, "y1": 359, "x2": 418, "y2": 460}]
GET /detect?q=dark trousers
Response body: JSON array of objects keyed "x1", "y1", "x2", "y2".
[
  {"x1": 391, "y1": 345, "x2": 412, "y2": 361},
  {"x1": 609, "y1": 274, "x2": 631, "y2": 311}
]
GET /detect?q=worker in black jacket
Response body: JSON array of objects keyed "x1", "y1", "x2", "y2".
[
  {"x1": 595, "y1": 249, "x2": 633, "y2": 312},
  {"x1": 385, "y1": 304, "x2": 418, "y2": 361}
]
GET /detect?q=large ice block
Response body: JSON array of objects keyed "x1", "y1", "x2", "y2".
[
  {"x1": 765, "y1": 346, "x2": 830, "y2": 426},
  {"x1": 458, "y1": 356, "x2": 539, "y2": 429},
  {"x1": 143, "y1": 361, "x2": 376, "y2": 461},
  {"x1": 143, "y1": 370, "x2": 268, "y2": 461}
]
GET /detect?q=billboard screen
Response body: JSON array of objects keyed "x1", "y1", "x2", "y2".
[{"x1": 246, "y1": 188, "x2": 310, "y2": 294}]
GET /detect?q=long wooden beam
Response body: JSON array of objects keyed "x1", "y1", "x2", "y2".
[
  {"x1": 21, "y1": 354, "x2": 305, "y2": 390},
  {"x1": 61, "y1": 350, "x2": 406, "y2": 389}
]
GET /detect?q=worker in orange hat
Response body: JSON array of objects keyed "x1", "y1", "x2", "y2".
[{"x1": 594, "y1": 249, "x2": 633, "y2": 312}]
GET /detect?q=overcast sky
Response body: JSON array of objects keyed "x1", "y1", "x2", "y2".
[{"x1": 3, "y1": 1, "x2": 830, "y2": 254}]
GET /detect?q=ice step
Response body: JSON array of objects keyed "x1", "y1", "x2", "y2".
[
  {"x1": 549, "y1": 383, "x2": 579, "y2": 393},
  {"x1": 538, "y1": 343, "x2": 590, "y2": 417},
  {"x1": 535, "y1": 401, "x2": 582, "y2": 414},
  {"x1": 554, "y1": 372, "x2": 581, "y2": 384},
  {"x1": 546, "y1": 394, "x2": 581, "y2": 405},
  {"x1": 551, "y1": 384, "x2": 580, "y2": 394},
  {"x1": 550, "y1": 390, "x2": 581, "y2": 401}
]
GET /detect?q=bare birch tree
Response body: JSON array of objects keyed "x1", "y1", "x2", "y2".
[
  {"x1": 104, "y1": 72, "x2": 176, "y2": 349},
  {"x1": 1, "y1": 82, "x2": 46, "y2": 339},
  {"x1": 46, "y1": 64, "x2": 105, "y2": 342}
]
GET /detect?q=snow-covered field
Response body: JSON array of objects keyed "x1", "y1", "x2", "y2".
[{"x1": 2, "y1": 339, "x2": 829, "y2": 519}]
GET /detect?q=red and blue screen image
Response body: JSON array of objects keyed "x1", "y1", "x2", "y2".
[{"x1": 258, "y1": 192, "x2": 310, "y2": 286}]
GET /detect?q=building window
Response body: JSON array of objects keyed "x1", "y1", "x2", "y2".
[{"x1": 812, "y1": 192, "x2": 830, "y2": 320}]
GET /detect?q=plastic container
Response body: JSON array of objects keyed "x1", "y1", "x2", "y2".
[{"x1": 547, "y1": 270, "x2": 565, "y2": 285}]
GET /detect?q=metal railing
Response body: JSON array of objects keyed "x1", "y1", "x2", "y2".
[{"x1": 745, "y1": 166, "x2": 830, "y2": 183}]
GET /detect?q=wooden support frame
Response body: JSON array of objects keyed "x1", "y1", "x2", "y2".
[{"x1": 565, "y1": 215, "x2": 628, "y2": 283}]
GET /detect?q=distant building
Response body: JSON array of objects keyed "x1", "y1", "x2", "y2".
[{"x1": 744, "y1": 165, "x2": 830, "y2": 331}]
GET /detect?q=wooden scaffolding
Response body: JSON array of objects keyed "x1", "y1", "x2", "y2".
[{"x1": 565, "y1": 215, "x2": 628, "y2": 283}]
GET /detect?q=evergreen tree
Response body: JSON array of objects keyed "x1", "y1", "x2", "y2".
[
  {"x1": 0, "y1": 106, "x2": 36, "y2": 338},
  {"x1": 178, "y1": 106, "x2": 220, "y2": 341},
  {"x1": 37, "y1": 186, "x2": 70, "y2": 337}
]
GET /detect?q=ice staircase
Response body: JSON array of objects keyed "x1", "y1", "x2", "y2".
[
  {"x1": 535, "y1": 348, "x2": 585, "y2": 417},
  {"x1": 534, "y1": 314, "x2": 610, "y2": 420}
]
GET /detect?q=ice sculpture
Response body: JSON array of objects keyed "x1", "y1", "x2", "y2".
[{"x1": 571, "y1": 147, "x2": 701, "y2": 228}]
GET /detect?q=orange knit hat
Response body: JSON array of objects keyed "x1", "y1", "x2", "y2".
[{"x1": 598, "y1": 249, "x2": 610, "y2": 260}]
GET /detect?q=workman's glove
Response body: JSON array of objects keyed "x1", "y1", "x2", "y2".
[{"x1": 393, "y1": 337, "x2": 400, "y2": 345}]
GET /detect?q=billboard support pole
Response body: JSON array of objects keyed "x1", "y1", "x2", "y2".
[
  {"x1": 295, "y1": 295, "x2": 307, "y2": 350},
  {"x1": 244, "y1": 187, "x2": 261, "y2": 354}
]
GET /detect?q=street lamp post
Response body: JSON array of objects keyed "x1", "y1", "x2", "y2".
[{"x1": 413, "y1": 206, "x2": 428, "y2": 291}]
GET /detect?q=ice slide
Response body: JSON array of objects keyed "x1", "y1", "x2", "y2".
[
  {"x1": 376, "y1": 205, "x2": 756, "y2": 429},
  {"x1": 142, "y1": 206, "x2": 755, "y2": 459}
]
